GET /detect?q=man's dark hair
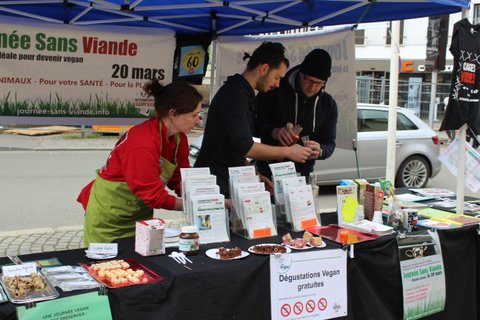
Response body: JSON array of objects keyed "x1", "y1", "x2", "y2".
[{"x1": 243, "y1": 41, "x2": 289, "y2": 71}]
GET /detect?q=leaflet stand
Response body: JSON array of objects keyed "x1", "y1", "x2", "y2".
[
  {"x1": 276, "y1": 204, "x2": 296, "y2": 231},
  {"x1": 230, "y1": 205, "x2": 277, "y2": 239}
]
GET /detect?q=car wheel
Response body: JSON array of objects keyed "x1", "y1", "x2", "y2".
[{"x1": 395, "y1": 156, "x2": 430, "y2": 188}]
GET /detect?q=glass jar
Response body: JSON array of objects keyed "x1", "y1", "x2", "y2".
[{"x1": 178, "y1": 226, "x2": 199, "y2": 255}]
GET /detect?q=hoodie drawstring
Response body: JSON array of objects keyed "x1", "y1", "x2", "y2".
[{"x1": 294, "y1": 93, "x2": 319, "y2": 133}]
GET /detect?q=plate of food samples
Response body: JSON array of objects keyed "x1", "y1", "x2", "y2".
[
  {"x1": 282, "y1": 231, "x2": 326, "y2": 250},
  {"x1": 248, "y1": 244, "x2": 291, "y2": 255},
  {"x1": 205, "y1": 247, "x2": 250, "y2": 260}
]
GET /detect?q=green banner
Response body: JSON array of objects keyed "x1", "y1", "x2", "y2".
[{"x1": 17, "y1": 291, "x2": 112, "y2": 320}]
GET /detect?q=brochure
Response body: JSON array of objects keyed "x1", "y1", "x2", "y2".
[
  {"x1": 191, "y1": 194, "x2": 229, "y2": 244},
  {"x1": 228, "y1": 165, "x2": 257, "y2": 204},
  {"x1": 230, "y1": 174, "x2": 260, "y2": 218},
  {"x1": 236, "y1": 182, "x2": 266, "y2": 228},
  {"x1": 242, "y1": 191, "x2": 277, "y2": 238},
  {"x1": 180, "y1": 167, "x2": 211, "y2": 215},
  {"x1": 184, "y1": 175, "x2": 217, "y2": 224},
  {"x1": 286, "y1": 184, "x2": 319, "y2": 231},
  {"x1": 336, "y1": 185, "x2": 358, "y2": 226},
  {"x1": 280, "y1": 176, "x2": 306, "y2": 222},
  {"x1": 269, "y1": 161, "x2": 297, "y2": 205}
]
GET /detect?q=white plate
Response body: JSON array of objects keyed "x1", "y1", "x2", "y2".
[
  {"x1": 248, "y1": 244, "x2": 291, "y2": 255},
  {"x1": 85, "y1": 253, "x2": 117, "y2": 260},
  {"x1": 205, "y1": 248, "x2": 249, "y2": 260},
  {"x1": 309, "y1": 241, "x2": 327, "y2": 248},
  {"x1": 284, "y1": 239, "x2": 327, "y2": 250},
  {"x1": 284, "y1": 243, "x2": 313, "y2": 250},
  {"x1": 165, "y1": 228, "x2": 181, "y2": 238}
]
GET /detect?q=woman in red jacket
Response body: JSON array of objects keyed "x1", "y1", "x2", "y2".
[{"x1": 78, "y1": 80, "x2": 203, "y2": 246}]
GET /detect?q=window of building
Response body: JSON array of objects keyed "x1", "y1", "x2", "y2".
[
  {"x1": 474, "y1": 4, "x2": 480, "y2": 25},
  {"x1": 355, "y1": 29, "x2": 365, "y2": 45},
  {"x1": 386, "y1": 20, "x2": 404, "y2": 45}
]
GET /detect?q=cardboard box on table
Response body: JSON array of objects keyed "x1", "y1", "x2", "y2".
[
  {"x1": 135, "y1": 218, "x2": 165, "y2": 256},
  {"x1": 364, "y1": 184, "x2": 384, "y2": 221}
]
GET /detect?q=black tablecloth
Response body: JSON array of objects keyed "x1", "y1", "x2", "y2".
[
  {"x1": 0, "y1": 230, "x2": 340, "y2": 320},
  {"x1": 0, "y1": 208, "x2": 479, "y2": 319}
]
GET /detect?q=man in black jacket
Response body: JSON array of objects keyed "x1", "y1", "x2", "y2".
[
  {"x1": 255, "y1": 49, "x2": 338, "y2": 182},
  {"x1": 195, "y1": 42, "x2": 312, "y2": 201}
]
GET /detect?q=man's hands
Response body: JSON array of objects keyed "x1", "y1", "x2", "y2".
[
  {"x1": 286, "y1": 144, "x2": 311, "y2": 163},
  {"x1": 304, "y1": 140, "x2": 322, "y2": 160},
  {"x1": 272, "y1": 127, "x2": 299, "y2": 146},
  {"x1": 272, "y1": 127, "x2": 321, "y2": 162}
]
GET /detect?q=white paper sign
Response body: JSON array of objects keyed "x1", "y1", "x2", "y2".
[
  {"x1": 270, "y1": 250, "x2": 347, "y2": 319},
  {"x1": 2, "y1": 262, "x2": 37, "y2": 277},
  {"x1": 88, "y1": 243, "x2": 118, "y2": 255}
]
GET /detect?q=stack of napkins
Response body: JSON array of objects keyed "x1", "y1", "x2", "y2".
[{"x1": 343, "y1": 220, "x2": 394, "y2": 236}]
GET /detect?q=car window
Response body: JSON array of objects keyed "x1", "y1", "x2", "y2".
[
  {"x1": 358, "y1": 109, "x2": 418, "y2": 132},
  {"x1": 397, "y1": 113, "x2": 418, "y2": 130},
  {"x1": 358, "y1": 109, "x2": 388, "y2": 132}
]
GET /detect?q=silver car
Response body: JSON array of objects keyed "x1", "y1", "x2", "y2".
[
  {"x1": 313, "y1": 103, "x2": 441, "y2": 188},
  {"x1": 189, "y1": 103, "x2": 441, "y2": 188}
]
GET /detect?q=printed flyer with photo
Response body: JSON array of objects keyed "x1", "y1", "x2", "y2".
[
  {"x1": 191, "y1": 194, "x2": 229, "y2": 244},
  {"x1": 269, "y1": 161, "x2": 297, "y2": 205}
]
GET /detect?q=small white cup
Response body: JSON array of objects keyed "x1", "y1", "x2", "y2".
[{"x1": 372, "y1": 211, "x2": 383, "y2": 224}]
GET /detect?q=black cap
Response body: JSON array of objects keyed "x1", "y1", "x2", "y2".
[{"x1": 299, "y1": 49, "x2": 332, "y2": 81}]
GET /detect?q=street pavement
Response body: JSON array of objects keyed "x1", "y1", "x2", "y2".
[{"x1": 0, "y1": 125, "x2": 449, "y2": 257}]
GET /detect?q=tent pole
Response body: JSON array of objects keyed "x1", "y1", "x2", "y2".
[
  {"x1": 456, "y1": 125, "x2": 467, "y2": 214},
  {"x1": 386, "y1": 20, "x2": 400, "y2": 185},
  {"x1": 209, "y1": 39, "x2": 217, "y2": 104},
  {"x1": 454, "y1": 7, "x2": 470, "y2": 214},
  {"x1": 428, "y1": 70, "x2": 437, "y2": 128}
]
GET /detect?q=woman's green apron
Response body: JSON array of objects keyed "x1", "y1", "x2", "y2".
[{"x1": 83, "y1": 122, "x2": 180, "y2": 246}]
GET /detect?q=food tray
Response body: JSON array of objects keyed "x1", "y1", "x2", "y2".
[
  {"x1": 0, "y1": 273, "x2": 59, "y2": 304},
  {"x1": 305, "y1": 224, "x2": 379, "y2": 245},
  {"x1": 79, "y1": 258, "x2": 164, "y2": 289},
  {"x1": 0, "y1": 285, "x2": 7, "y2": 303}
]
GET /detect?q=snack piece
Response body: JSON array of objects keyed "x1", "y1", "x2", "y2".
[
  {"x1": 309, "y1": 236, "x2": 323, "y2": 247},
  {"x1": 303, "y1": 231, "x2": 314, "y2": 241},
  {"x1": 293, "y1": 238, "x2": 307, "y2": 248},
  {"x1": 2, "y1": 273, "x2": 47, "y2": 299},
  {"x1": 282, "y1": 233, "x2": 294, "y2": 245},
  {"x1": 252, "y1": 244, "x2": 287, "y2": 254},
  {"x1": 217, "y1": 247, "x2": 243, "y2": 259}
]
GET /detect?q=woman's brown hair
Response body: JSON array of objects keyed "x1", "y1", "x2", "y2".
[{"x1": 143, "y1": 80, "x2": 203, "y2": 117}]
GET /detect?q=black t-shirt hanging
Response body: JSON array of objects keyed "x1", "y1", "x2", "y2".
[{"x1": 440, "y1": 18, "x2": 480, "y2": 135}]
